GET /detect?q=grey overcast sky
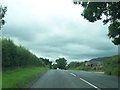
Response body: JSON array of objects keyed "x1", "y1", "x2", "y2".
[{"x1": 1, "y1": 0, "x2": 118, "y2": 62}]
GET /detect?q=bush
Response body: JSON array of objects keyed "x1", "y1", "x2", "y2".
[{"x1": 104, "y1": 55, "x2": 120, "y2": 76}]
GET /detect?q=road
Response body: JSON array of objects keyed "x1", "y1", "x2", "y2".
[{"x1": 31, "y1": 70, "x2": 119, "y2": 89}]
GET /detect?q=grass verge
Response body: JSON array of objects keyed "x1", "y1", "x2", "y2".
[
  {"x1": 0, "y1": 72, "x2": 2, "y2": 89},
  {"x1": 2, "y1": 67, "x2": 48, "y2": 88}
]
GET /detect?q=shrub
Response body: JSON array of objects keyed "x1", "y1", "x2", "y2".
[{"x1": 104, "y1": 55, "x2": 120, "y2": 76}]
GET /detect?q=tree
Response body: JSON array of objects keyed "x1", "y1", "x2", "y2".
[
  {"x1": 52, "y1": 64, "x2": 58, "y2": 69},
  {"x1": 0, "y1": 5, "x2": 7, "y2": 30},
  {"x1": 49, "y1": 61, "x2": 52, "y2": 69},
  {"x1": 74, "y1": 2, "x2": 120, "y2": 45},
  {"x1": 40, "y1": 57, "x2": 52, "y2": 68},
  {"x1": 55, "y1": 58, "x2": 67, "y2": 69},
  {"x1": 2, "y1": 39, "x2": 17, "y2": 67}
]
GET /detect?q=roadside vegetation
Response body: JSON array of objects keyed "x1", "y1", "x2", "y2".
[
  {"x1": 104, "y1": 55, "x2": 120, "y2": 76},
  {"x1": 2, "y1": 38, "x2": 50, "y2": 88},
  {"x1": 67, "y1": 55, "x2": 120, "y2": 76},
  {"x1": 67, "y1": 61, "x2": 98, "y2": 71},
  {"x1": 0, "y1": 72, "x2": 1, "y2": 89},
  {"x1": 2, "y1": 38, "x2": 45, "y2": 69},
  {"x1": 2, "y1": 67, "x2": 48, "y2": 88}
]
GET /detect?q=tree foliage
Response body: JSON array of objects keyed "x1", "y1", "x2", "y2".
[
  {"x1": 108, "y1": 21, "x2": 120, "y2": 45},
  {"x1": 67, "y1": 62, "x2": 82, "y2": 68},
  {"x1": 74, "y1": 2, "x2": 120, "y2": 45},
  {"x1": 40, "y1": 57, "x2": 52, "y2": 69},
  {"x1": 55, "y1": 58, "x2": 67, "y2": 69},
  {"x1": 0, "y1": 5, "x2": 7, "y2": 30},
  {"x1": 104, "y1": 55, "x2": 120, "y2": 76},
  {"x1": 52, "y1": 64, "x2": 58, "y2": 69},
  {"x1": 2, "y1": 38, "x2": 45, "y2": 68}
]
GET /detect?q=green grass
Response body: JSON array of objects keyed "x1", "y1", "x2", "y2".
[
  {"x1": 2, "y1": 67, "x2": 48, "y2": 88},
  {"x1": 0, "y1": 71, "x2": 2, "y2": 89}
]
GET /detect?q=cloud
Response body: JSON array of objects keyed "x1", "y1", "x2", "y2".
[{"x1": 1, "y1": 0, "x2": 118, "y2": 62}]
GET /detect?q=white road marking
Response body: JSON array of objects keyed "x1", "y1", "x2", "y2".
[
  {"x1": 70, "y1": 72, "x2": 101, "y2": 90},
  {"x1": 70, "y1": 73, "x2": 76, "y2": 77},
  {"x1": 79, "y1": 77, "x2": 101, "y2": 90}
]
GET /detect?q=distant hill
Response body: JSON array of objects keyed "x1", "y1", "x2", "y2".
[
  {"x1": 85, "y1": 56, "x2": 112, "y2": 66},
  {"x1": 89, "y1": 56, "x2": 112, "y2": 63}
]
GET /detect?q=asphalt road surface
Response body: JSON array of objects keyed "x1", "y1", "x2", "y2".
[{"x1": 31, "y1": 70, "x2": 119, "y2": 89}]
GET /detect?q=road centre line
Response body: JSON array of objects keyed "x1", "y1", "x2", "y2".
[
  {"x1": 79, "y1": 77, "x2": 101, "y2": 90},
  {"x1": 70, "y1": 73, "x2": 76, "y2": 77}
]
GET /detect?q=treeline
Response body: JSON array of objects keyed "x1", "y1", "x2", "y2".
[
  {"x1": 67, "y1": 62, "x2": 86, "y2": 70},
  {"x1": 40, "y1": 57, "x2": 52, "y2": 68},
  {"x1": 2, "y1": 38, "x2": 45, "y2": 69}
]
